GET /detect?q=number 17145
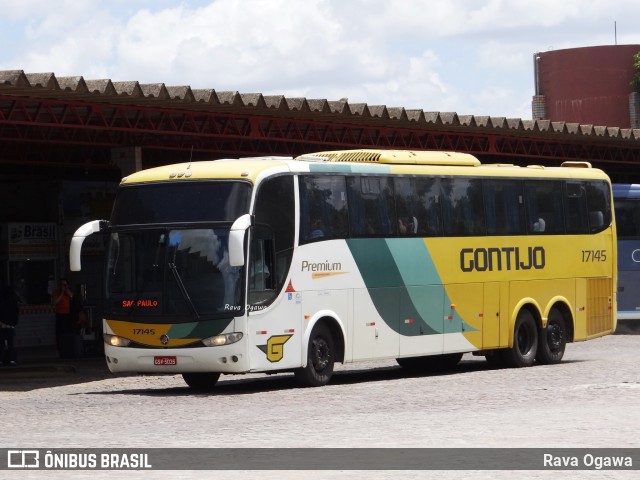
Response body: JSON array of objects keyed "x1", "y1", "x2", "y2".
[{"x1": 582, "y1": 250, "x2": 607, "y2": 262}]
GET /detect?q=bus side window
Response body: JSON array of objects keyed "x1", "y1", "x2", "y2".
[
  {"x1": 394, "y1": 177, "x2": 417, "y2": 236},
  {"x1": 564, "y1": 182, "x2": 589, "y2": 234},
  {"x1": 298, "y1": 175, "x2": 347, "y2": 244},
  {"x1": 524, "y1": 180, "x2": 564, "y2": 234},
  {"x1": 441, "y1": 178, "x2": 485, "y2": 236},
  {"x1": 483, "y1": 179, "x2": 525, "y2": 235},
  {"x1": 248, "y1": 230, "x2": 276, "y2": 306},
  {"x1": 585, "y1": 181, "x2": 612, "y2": 234},
  {"x1": 615, "y1": 198, "x2": 640, "y2": 238},
  {"x1": 347, "y1": 176, "x2": 396, "y2": 237},
  {"x1": 395, "y1": 177, "x2": 442, "y2": 236}
]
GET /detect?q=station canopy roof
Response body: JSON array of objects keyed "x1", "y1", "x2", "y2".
[{"x1": 1, "y1": 69, "x2": 639, "y2": 180}]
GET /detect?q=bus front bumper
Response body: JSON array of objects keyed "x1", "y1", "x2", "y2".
[{"x1": 104, "y1": 343, "x2": 249, "y2": 374}]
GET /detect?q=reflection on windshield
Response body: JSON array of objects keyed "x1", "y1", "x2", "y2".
[{"x1": 106, "y1": 228, "x2": 242, "y2": 318}]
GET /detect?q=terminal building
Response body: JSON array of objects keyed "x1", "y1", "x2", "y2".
[{"x1": 1, "y1": 44, "x2": 640, "y2": 348}]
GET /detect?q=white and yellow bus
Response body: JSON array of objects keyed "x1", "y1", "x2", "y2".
[{"x1": 70, "y1": 149, "x2": 617, "y2": 390}]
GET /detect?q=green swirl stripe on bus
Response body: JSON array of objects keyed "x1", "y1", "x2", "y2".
[
  {"x1": 346, "y1": 238, "x2": 475, "y2": 336},
  {"x1": 167, "y1": 318, "x2": 232, "y2": 339}
]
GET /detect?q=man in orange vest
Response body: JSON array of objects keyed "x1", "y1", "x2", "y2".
[{"x1": 51, "y1": 278, "x2": 74, "y2": 354}]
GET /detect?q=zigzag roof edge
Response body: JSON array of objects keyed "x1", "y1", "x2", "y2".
[{"x1": 0, "y1": 70, "x2": 638, "y2": 142}]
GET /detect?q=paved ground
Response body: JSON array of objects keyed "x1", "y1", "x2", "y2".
[{"x1": 1, "y1": 328, "x2": 639, "y2": 479}]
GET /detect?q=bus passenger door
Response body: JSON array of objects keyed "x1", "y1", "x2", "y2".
[
  {"x1": 399, "y1": 286, "x2": 444, "y2": 357},
  {"x1": 246, "y1": 234, "x2": 301, "y2": 371}
]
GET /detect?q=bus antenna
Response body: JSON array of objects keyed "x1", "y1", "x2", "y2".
[{"x1": 187, "y1": 145, "x2": 193, "y2": 169}]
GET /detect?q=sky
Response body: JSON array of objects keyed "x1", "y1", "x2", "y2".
[{"x1": 1, "y1": 0, "x2": 639, "y2": 120}]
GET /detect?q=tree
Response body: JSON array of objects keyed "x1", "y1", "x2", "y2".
[{"x1": 632, "y1": 51, "x2": 640, "y2": 92}]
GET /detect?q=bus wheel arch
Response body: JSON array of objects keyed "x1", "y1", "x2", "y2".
[
  {"x1": 295, "y1": 320, "x2": 337, "y2": 387},
  {"x1": 323, "y1": 317, "x2": 346, "y2": 364},
  {"x1": 554, "y1": 301, "x2": 574, "y2": 343},
  {"x1": 501, "y1": 305, "x2": 539, "y2": 368},
  {"x1": 536, "y1": 303, "x2": 571, "y2": 365},
  {"x1": 302, "y1": 314, "x2": 346, "y2": 364}
]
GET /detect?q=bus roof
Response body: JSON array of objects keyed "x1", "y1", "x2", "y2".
[
  {"x1": 118, "y1": 150, "x2": 610, "y2": 185},
  {"x1": 296, "y1": 149, "x2": 481, "y2": 166},
  {"x1": 120, "y1": 158, "x2": 293, "y2": 184},
  {"x1": 296, "y1": 149, "x2": 609, "y2": 180}
]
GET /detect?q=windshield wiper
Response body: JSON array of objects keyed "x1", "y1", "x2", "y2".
[{"x1": 168, "y1": 262, "x2": 200, "y2": 319}]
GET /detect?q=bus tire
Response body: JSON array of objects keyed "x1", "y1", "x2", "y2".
[
  {"x1": 500, "y1": 309, "x2": 538, "y2": 368},
  {"x1": 295, "y1": 323, "x2": 335, "y2": 387},
  {"x1": 182, "y1": 372, "x2": 221, "y2": 391},
  {"x1": 536, "y1": 307, "x2": 567, "y2": 365}
]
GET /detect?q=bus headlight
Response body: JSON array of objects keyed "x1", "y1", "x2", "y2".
[
  {"x1": 202, "y1": 332, "x2": 243, "y2": 347},
  {"x1": 103, "y1": 333, "x2": 131, "y2": 347}
]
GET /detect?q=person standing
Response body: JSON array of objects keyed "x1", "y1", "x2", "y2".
[
  {"x1": 70, "y1": 284, "x2": 89, "y2": 331},
  {"x1": 51, "y1": 278, "x2": 74, "y2": 353},
  {"x1": 0, "y1": 285, "x2": 20, "y2": 366}
]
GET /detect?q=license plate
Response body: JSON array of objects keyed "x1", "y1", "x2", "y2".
[{"x1": 154, "y1": 356, "x2": 177, "y2": 366}]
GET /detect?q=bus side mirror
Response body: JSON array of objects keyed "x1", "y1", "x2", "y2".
[
  {"x1": 229, "y1": 214, "x2": 254, "y2": 267},
  {"x1": 69, "y1": 220, "x2": 108, "y2": 271}
]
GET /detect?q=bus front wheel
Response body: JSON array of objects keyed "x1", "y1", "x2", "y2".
[
  {"x1": 536, "y1": 307, "x2": 567, "y2": 365},
  {"x1": 501, "y1": 309, "x2": 538, "y2": 368},
  {"x1": 182, "y1": 372, "x2": 221, "y2": 391},
  {"x1": 295, "y1": 323, "x2": 335, "y2": 387}
]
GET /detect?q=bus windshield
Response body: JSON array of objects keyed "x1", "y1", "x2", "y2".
[
  {"x1": 104, "y1": 180, "x2": 251, "y2": 320},
  {"x1": 111, "y1": 181, "x2": 251, "y2": 225},
  {"x1": 106, "y1": 228, "x2": 243, "y2": 319}
]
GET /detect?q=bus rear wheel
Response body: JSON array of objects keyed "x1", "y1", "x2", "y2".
[
  {"x1": 182, "y1": 372, "x2": 221, "y2": 391},
  {"x1": 295, "y1": 323, "x2": 335, "y2": 387},
  {"x1": 536, "y1": 307, "x2": 567, "y2": 365},
  {"x1": 501, "y1": 309, "x2": 538, "y2": 368}
]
